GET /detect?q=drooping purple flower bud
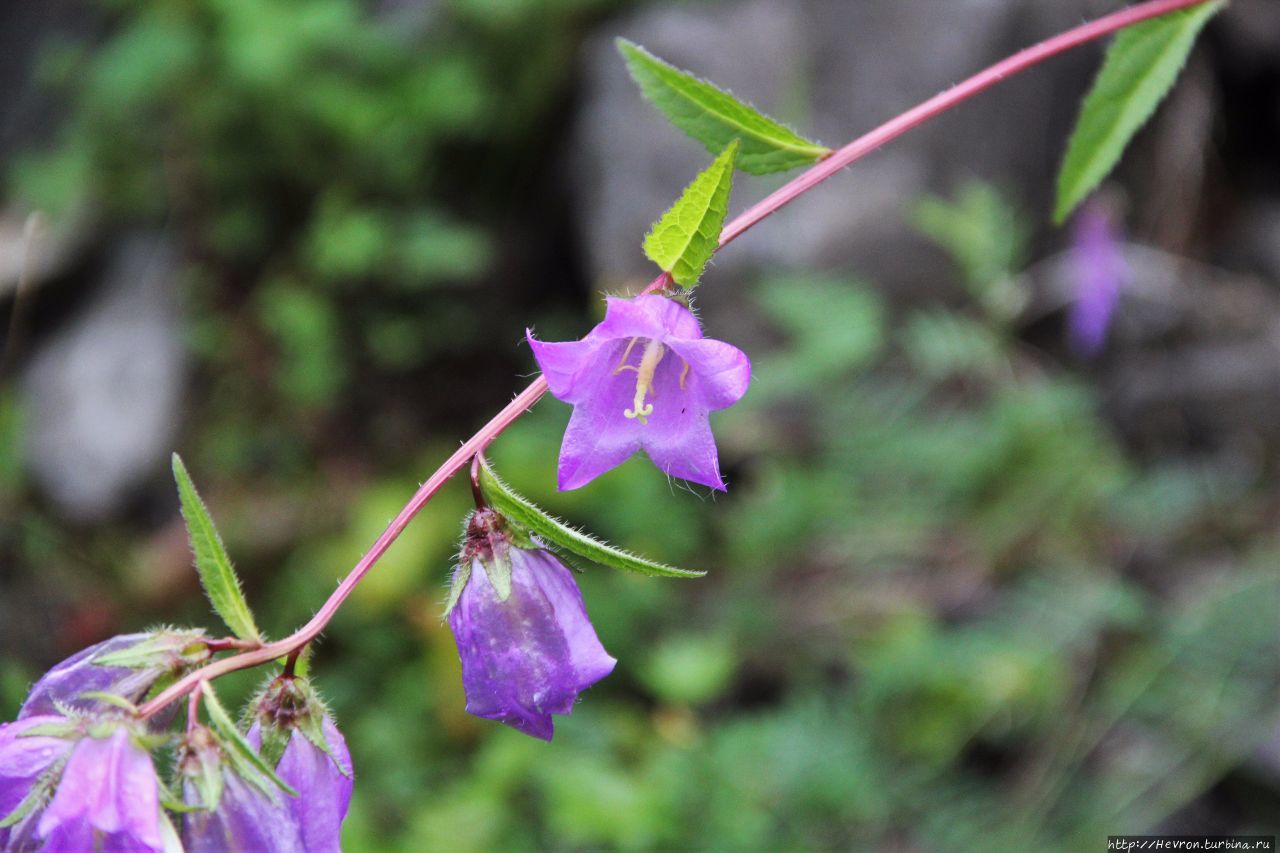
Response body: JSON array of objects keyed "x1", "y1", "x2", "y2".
[
  {"x1": 1067, "y1": 200, "x2": 1128, "y2": 356},
  {"x1": 528, "y1": 294, "x2": 751, "y2": 491},
  {"x1": 447, "y1": 509, "x2": 616, "y2": 740},
  {"x1": 20, "y1": 629, "x2": 210, "y2": 720},
  {"x1": 34, "y1": 722, "x2": 175, "y2": 852},
  {"x1": 180, "y1": 724, "x2": 306, "y2": 853},
  {"x1": 246, "y1": 676, "x2": 353, "y2": 853},
  {"x1": 0, "y1": 715, "x2": 76, "y2": 846}
]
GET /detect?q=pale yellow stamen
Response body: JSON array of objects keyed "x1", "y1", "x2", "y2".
[
  {"x1": 612, "y1": 337, "x2": 641, "y2": 375},
  {"x1": 623, "y1": 339, "x2": 666, "y2": 424}
]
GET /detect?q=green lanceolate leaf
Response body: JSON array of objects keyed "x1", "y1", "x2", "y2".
[
  {"x1": 1054, "y1": 1, "x2": 1223, "y2": 223},
  {"x1": 477, "y1": 463, "x2": 704, "y2": 579},
  {"x1": 202, "y1": 688, "x2": 297, "y2": 799},
  {"x1": 172, "y1": 454, "x2": 262, "y2": 644},
  {"x1": 618, "y1": 39, "x2": 829, "y2": 175},
  {"x1": 442, "y1": 561, "x2": 471, "y2": 617},
  {"x1": 644, "y1": 140, "x2": 738, "y2": 289}
]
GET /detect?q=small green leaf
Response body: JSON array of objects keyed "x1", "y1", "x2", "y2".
[
  {"x1": 442, "y1": 561, "x2": 471, "y2": 617},
  {"x1": 202, "y1": 688, "x2": 297, "y2": 799},
  {"x1": 477, "y1": 463, "x2": 704, "y2": 579},
  {"x1": 618, "y1": 39, "x2": 830, "y2": 175},
  {"x1": 75, "y1": 691, "x2": 140, "y2": 713},
  {"x1": 482, "y1": 547, "x2": 514, "y2": 602},
  {"x1": 643, "y1": 140, "x2": 738, "y2": 288},
  {"x1": 16, "y1": 720, "x2": 79, "y2": 739},
  {"x1": 1055, "y1": 2, "x2": 1223, "y2": 223},
  {"x1": 172, "y1": 454, "x2": 262, "y2": 643}
]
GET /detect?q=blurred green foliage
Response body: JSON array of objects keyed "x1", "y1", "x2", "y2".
[
  {"x1": 10, "y1": 0, "x2": 621, "y2": 476},
  {"x1": 297, "y1": 245, "x2": 1275, "y2": 849},
  {"x1": 2, "y1": 1, "x2": 1277, "y2": 848}
]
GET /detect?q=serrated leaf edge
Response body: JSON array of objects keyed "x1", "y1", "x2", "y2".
[
  {"x1": 643, "y1": 140, "x2": 739, "y2": 288},
  {"x1": 477, "y1": 462, "x2": 704, "y2": 579},
  {"x1": 172, "y1": 454, "x2": 262, "y2": 644},
  {"x1": 618, "y1": 39, "x2": 830, "y2": 165},
  {"x1": 1054, "y1": 1, "x2": 1224, "y2": 223}
]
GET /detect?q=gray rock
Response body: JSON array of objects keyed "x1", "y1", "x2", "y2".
[
  {"x1": 22, "y1": 234, "x2": 186, "y2": 521},
  {"x1": 0, "y1": 209, "x2": 93, "y2": 300}
]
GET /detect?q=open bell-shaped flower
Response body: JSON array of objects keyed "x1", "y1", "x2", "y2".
[
  {"x1": 446, "y1": 508, "x2": 616, "y2": 740},
  {"x1": 528, "y1": 293, "x2": 751, "y2": 491}
]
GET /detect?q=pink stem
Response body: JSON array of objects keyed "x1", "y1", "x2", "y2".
[
  {"x1": 138, "y1": 0, "x2": 1214, "y2": 720},
  {"x1": 186, "y1": 681, "x2": 203, "y2": 734},
  {"x1": 721, "y1": 0, "x2": 1211, "y2": 247}
]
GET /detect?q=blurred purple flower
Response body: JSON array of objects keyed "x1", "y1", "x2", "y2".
[
  {"x1": 0, "y1": 715, "x2": 75, "y2": 846},
  {"x1": 1068, "y1": 201, "x2": 1128, "y2": 356},
  {"x1": 36, "y1": 724, "x2": 169, "y2": 852},
  {"x1": 20, "y1": 630, "x2": 209, "y2": 720},
  {"x1": 529, "y1": 294, "x2": 751, "y2": 491},
  {"x1": 181, "y1": 725, "x2": 306, "y2": 853},
  {"x1": 247, "y1": 680, "x2": 353, "y2": 853},
  {"x1": 448, "y1": 545, "x2": 616, "y2": 741}
]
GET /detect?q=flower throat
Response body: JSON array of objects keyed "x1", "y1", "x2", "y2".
[{"x1": 614, "y1": 337, "x2": 689, "y2": 425}]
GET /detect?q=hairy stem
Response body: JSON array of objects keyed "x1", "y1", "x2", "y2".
[{"x1": 138, "y1": 0, "x2": 1215, "y2": 720}]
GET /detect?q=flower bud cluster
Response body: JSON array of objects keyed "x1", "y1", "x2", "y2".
[{"x1": 0, "y1": 632, "x2": 353, "y2": 852}]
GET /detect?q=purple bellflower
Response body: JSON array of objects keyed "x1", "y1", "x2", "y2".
[
  {"x1": 246, "y1": 676, "x2": 353, "y2": 853},
  {"x1": 1067, "y1": 200, "x2": 1128, "y2": 357},
  {"x1": 20, "y1": 630, "x2": 209, "y2": 721},
  {"x1": 528, "y1": 294, "x2": 751, "y2": 491},
  {"x1": 0, "y1": 716, "x2": 75, "y2": 849},
  {"x1": 180, "y1": 725, "x2": 306, "y2": 853},
  {"x1": 32, "y1": 722, "x2": 174, "y2": 852},
  {"x1": 447, "y1": 509, "x2": 616, "y2": 741}
]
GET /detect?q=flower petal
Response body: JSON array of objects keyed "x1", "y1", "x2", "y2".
[
  {"x1": 665, "y1": 337, "x2": 751, "y2": 411},
  {"x1": 40, "y1": 728, "x2": 163, "y2": 851},
  {"x1": 20, "y1": 634, "x2": 150, "y2": 719},
  {"x1": 590, "y1": 296, "x2": 668, "y2": 342},
  {"x1": 527, "y1": 333, "x2": 606, "y2": 403},
  {"x1": 275, "y1": 723, "x2": 352, "y2": 853},
  {"x1": 0, "y1": 716, "x2": 72, "y2": 819},
  {"x1": 183, "y1": 769, "x2": 306, "y2": 853},
  {"x1": 638, "y1": 294, "x2": 703, "y2": 341},
  {"x1": 641, "y1": 410, "x2": 726, "y2": 491},
  {"x1": 519, "y1": 550, "x2": 617, "y2": 709},
  {"x1": 449, "y1": 551, "x2": 614, "y2": 740},
  {"x1": 626, "y1": 352, "x2": 726, "y2": 490},
  {"x1": 555, "y1": 340, "x2": 644, "y2": 490}
]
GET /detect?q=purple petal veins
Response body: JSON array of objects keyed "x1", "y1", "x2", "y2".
[
  {"x1": 20, "y1": 634, "x2": 152, "y2": 719},
  {"x1": 528, "y1": 294, "x2": 751, "y2": 491},
  {"x1": 36, "y1": 725, "x2": 166, "y2": 852},
  {"x1": 20, "y1": 630, "x2": 206, "y2": 722},
  {"x1": 448, "y1": 548, "x2": 616, "y2": 741},
  {"x1": 184, "y1": 767, "x2": 305, "y2": 853},
  {"x1": 246, "y1": 718, "x2": 353, "y2": 853}
]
